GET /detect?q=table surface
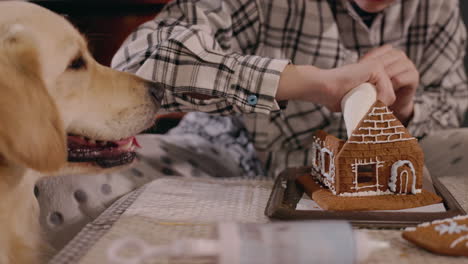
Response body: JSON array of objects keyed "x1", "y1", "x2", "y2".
[
  {"x1": 51, "y1": 131, "x2": 468, "y2": 263},
  {"x1": 51, "y1": 174, "x2": 468, "y2": 264}
]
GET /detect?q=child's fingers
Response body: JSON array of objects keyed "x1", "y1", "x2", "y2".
[
  {"x1": 376, "y1": 73, "x2": 396, "y2": 106},
  {"x1": 386, "y1": 60, "x2": 412, "y2": 79},
  {"x1": 391, "y1": 70, "x2": 418, "y2": 92},
  {"x1": 360, "y1": 44, "x2": 393, "y2": 60},
  {"x1": 366, "y1": 60, "x2": 396, "y2": 106},
  {"x1": 385, "y1": 54, "x2": 419, "y2": 92},
  {"x1": 378, "y1": 51, "x2": 402, "y2": 68}
]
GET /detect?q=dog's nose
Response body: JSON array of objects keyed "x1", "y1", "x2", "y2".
[{"x1": 147, "y1": 82, "x2": 165, "y2": 106}]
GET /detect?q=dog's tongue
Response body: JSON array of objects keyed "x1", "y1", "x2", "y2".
[{"x1": 115, "y1": 137, "x2": 141, "y2": 148}]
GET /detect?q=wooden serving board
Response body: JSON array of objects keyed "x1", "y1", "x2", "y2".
[{"x1": 265, "y1": 167, "x2": 465, "y2": 228}]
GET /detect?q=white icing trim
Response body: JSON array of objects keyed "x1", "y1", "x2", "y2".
[
  {"x1": 434, "y1": 222, "x2": 468, "y2": 235},
  {"x1": 389, "y1": 160, "x2": 417, "y2": 194},
  {"x1": 320, "y1": 147, "x2": 335, "y2": 184},
  {"x1": 359, "y1": 125, "x2": 404, "y2": 131},
  {"x1": 350, "y1": 104, "x2": 415, "y2": 144},
  {"x1": 363, "y1": 119, "x2": 397, "y2": 123},
  {"x1": 338, "y1": 190, "x2": 393, "y2": 197},
  {"x1": 372, "y1": 106, "x2": 389, "y2": 111},
  {"x1": 367, "y1": 111, "x2": 393, "y2": 116},
  {"x1": 311, "y1": 166, "x2": 336, "y2": 195},
  {"x1": 312, "y1": 141, "x2": 321, "y2": 171},
  {"x1": 450, "y1": 235, "x2": 468, "y2": 249},
  {"x1": 414, "y1": 215, "x2": 468, "y2": 228},
  {"x1": 310, "y1": 137, "x2": 337, "y2": 194},
  {"x1": 351, "y1": 132, "x2": 405, "y2": 137},
  {"x1": 348, "y1": 137, "x2": 415, "y2": 144},
  {"x1": 453, "y1": 215, "x2": 468, "y2": 221}
]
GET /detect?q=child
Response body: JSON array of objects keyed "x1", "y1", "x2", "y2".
[{"x1": 112, "y1": 0, "x2": 467, "y2": 176}]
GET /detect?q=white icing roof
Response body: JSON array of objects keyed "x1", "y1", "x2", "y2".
[{"x1": 347, "y1": 102, "x2": 415, "y2": 144}]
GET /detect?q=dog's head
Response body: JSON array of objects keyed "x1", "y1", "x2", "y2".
[
  {"x1": 0, "y1": 27, "x2": 66, "y2": 175},
  {"x1": 0, "y1": 2, "x2": 164, "y2": 175}
]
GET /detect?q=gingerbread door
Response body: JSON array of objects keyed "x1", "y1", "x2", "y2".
[{"x1": 389, "y1": 161, "x2": 416, "y2": 194}]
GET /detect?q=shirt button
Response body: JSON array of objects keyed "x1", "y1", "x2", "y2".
[{"x1": 247, "y1": 94, "x2": 258, "y2": 106}]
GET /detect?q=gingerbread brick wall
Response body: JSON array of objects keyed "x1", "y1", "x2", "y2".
[
  {"x1": 334, "y1": 101, "x2": 425, "y2": 194},
  {"x1": 335, "y1": 140, "x2": 424, "y2": 194},
  {"x1": 312, "y1": 101, "x2": 425, "y2": 196}
]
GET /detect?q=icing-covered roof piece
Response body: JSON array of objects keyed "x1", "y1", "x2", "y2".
[{"x1": 347, "y1": 101, "x2": 415, "y2": 144}]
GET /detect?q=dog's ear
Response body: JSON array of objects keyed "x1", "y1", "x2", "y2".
[{"x1": 0, "y1": 25, "x2": 67, "y2": 172}]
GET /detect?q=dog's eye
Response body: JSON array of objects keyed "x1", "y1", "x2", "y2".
[{"x1": 68, "y1": 56, "x2": 86, "y2": 70}]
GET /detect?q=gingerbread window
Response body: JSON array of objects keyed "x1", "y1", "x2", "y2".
[
  {"x1": 312, "y1": 142, "x2": 321, "y2": 170},
  {"x1": 351, "y1": 158, "x2": 385, "y2": 191},
  {"x1": 357, "y1": 164, "x2": 376, "y2": 183},
  {"x1": 322, "y1": 151, "x2": 331, "y2": 174},
  {"x1": 357, "y1": 164, "x2": 377, "y2": 186}
]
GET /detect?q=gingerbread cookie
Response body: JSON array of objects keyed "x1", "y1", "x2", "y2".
[{"x1": 402, "y1": 215, "x2": 468, "y2": 257}]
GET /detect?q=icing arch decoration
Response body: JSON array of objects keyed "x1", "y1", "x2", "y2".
[{"x1": 389, "y1": 160, "x2": 418, "y2": 194}]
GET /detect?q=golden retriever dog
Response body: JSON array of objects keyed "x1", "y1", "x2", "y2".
[{"x1": 0, "y1": 1, "x2": 164, "y2": 263}]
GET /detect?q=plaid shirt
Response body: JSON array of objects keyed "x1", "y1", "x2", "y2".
[{"x1": 112, "y1": 0, "x2": 467, "y2": 175}]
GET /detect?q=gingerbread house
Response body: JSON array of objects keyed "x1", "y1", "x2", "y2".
[{"x1": 311, "y1": 101, "x2": 424, "y2": 196}]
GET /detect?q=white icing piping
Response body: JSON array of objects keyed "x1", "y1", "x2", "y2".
[
  {"x1": 367, "y1": 111, "x2": 393, "y2": 116},
  {"x1": 389, "y1": 160, "x2": 417, "y2": 194},
  {"x1": 359, "y1": 125, "x2": 404, "y2": 131},
  {"x1": 434, "y1": 222, "x2": 468, "y2": 235},
  {"x1": 363, "y1": 119, "x2": 397, "y2": 123},
  {"x1": 348, "y1": 137, "x2": 415, "y2": 144},
  {"x1": 450, "y1": 235, "x2": 468, "y2": 248},
  {"x1": 352, "y1": 132, "x2": 405, "y2": 137},
  {"x1": 349, "y1": 105, "x2": 415, "y2": 144},
  {"x1": 405, "y1": 215, "x2": 468, "y2": 233},
  {"x1": 320, "y1": 147, "x2": 335, "y2": 184},
  {"x1": 371, "y1": 106, "x2": 389, "y2": 110},
  {"x1": 312, "y1": 141, "x2": 321, "y2": 171},
  {"x1": 418, "y1": 215, "x2": 468, "y2": 227},
  {"x1": 338, "y1": 190, "x2": 393, "y2": 197},
  {"x1": 311, "y1": 137, "x2": 336, "y2": 194},
  {"x1": 311, "y1": 167, "x2": 337, "y2": 195}
]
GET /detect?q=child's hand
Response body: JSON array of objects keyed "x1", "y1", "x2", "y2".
[
  {"x1": 277, "y1": 60, "x2": 395, "y2": 112},
  {"x1": 322, "y1": 59, "x2": 396, "y2": 111},
  {"x1": 360, "y1": 45, "x2": 419, "y2": 124}
]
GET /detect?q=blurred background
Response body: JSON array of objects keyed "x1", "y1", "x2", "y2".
[
  {"x1": 462, "y1": 1, "x2": 468, "y2": 70},
  {"x1": 461, "y1": 0, "x2": 468, "y2": 126}
]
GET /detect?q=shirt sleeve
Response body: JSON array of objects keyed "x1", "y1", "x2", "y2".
[
  {"x1": 111, "y1": 0, "x2": 289, "y2": 116},
  {"x1": 407, "y1": 0, "x2": 468, "y2": 138}
]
